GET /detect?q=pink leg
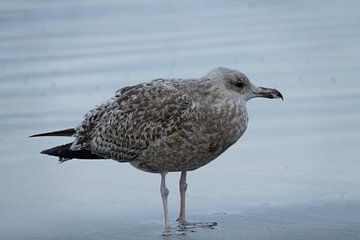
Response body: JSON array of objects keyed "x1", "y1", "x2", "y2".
[
  {"x1": 178, "y1": 171, "x2": 189, "y2": 225},
  {"x1": 178, "y1": 171, "x2": 217, "y2": 229},
  {"x1": 160, "y1": 172, "x2": 171, "y2": 235}
]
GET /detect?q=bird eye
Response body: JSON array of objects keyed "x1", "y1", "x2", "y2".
[{"x1": 235, "y1": 80, "x2": 245, "y2": 88}]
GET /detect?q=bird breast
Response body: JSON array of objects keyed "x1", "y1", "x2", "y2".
[
  {"x1": 134, "y1": 99, "x2": 248, "y2": 173},
  {"x1": 195, "y1": 99, "x2": 248, "y2": 147}
]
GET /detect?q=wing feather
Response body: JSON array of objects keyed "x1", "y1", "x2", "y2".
[{"x1": 71, "y1": 80, "x2": 194, "y2": 161}]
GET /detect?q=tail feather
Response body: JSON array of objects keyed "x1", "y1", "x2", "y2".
[
  {"x1": 30, "y1": 128, "x2": 76, "y2": 137},
  {"x1": 41, "y1": 143, "x2": 104, "y2": 162}
]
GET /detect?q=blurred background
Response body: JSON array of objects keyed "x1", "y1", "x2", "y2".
[{"x1": 1, "y1": 0, "x2": 359, "y2": 239}]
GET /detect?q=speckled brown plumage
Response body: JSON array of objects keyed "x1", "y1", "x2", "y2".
[
  {"x1": 33, "y1": 67, "x2": 283, "y2": 173},
  {"x1": 66, "y1": 69, "x2": 248, "y2": 172},
  {"x1": 32, "y1": 67, "x2": 283, "y2": 233}
]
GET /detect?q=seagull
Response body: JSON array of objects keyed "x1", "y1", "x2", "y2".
[{"x1": 30, "y1": 67, "x2": 283, "y2": 235}]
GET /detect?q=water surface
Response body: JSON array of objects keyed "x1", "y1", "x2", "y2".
[{"x1": 1, "y1": 0, "x2": 360, "y2": 239}]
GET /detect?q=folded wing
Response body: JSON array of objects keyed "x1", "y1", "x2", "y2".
[{"x1": 71, "y1": 81, "x2": 195, "y2": 161}]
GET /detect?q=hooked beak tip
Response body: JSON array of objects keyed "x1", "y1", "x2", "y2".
[
  {"x1": 255, "y1": 87, "x2": 284, "y2": 101},
  {"x1": 277, "y1": 91, "x2": 284, "y2": 101}
]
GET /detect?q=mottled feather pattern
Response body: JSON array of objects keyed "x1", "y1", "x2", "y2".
[
  {"x1": 71, "y1": 79, "x2": 196, "y2": 163},
  {"x1": 31, "y1": 67, "x2": 283, "y2": 234},
  {"x1": 68, "y1": 68, "x2": 252, "y2": 173}
]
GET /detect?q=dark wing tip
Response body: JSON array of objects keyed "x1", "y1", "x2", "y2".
[
  {"x1": 29, "y1": 133, "x2": 44, "y2": 138},
  {"x1": 29, "y1": 128, "x2": 76, "y2": 138}
]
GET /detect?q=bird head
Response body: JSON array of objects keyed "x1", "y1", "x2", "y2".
[{"x1": 206, "y1": 67, "x2": 283, "y2": 102}]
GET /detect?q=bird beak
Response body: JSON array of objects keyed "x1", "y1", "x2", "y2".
[{"x1": 253, "y1": 86, "x2": 283, "y2": 100}]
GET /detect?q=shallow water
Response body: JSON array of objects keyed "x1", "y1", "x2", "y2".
[{"x1": 1, "y1": 0, "x2": 360, "y2": 239}]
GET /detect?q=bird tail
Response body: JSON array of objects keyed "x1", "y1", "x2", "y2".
[
  {"x1": 31, "y1": 128, "x2": 103, "y2": 162},
  {"x1": 29, "y1": 128, "x2": 76, "y2": 137},
  {"x1": 41, "y1": 143, "x2": 104, "y2": 162}
]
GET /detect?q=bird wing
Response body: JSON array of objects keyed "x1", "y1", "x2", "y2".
[{"x1": 71, "y1": 81, "x2": 195, "y2": 161}]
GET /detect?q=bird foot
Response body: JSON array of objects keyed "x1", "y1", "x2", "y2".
[
  {"x1": 162, "y1": 225, "x2": 172, "y2": 236},
  {"x1": 162, "y1": 226, "x2": 186, "y2": 236},
  {"x1": 162, "y1": 221, "x2": 217, "y2": 236},
  {"x1": 178, "y1": 220, "x2": 218, "y2": 230}
]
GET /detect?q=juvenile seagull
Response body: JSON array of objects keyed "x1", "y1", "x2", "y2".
[{"x1": 31, "y1": 67, "x2": 283, "y2": 234}]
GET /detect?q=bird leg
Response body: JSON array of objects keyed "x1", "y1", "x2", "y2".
[
  {"x1": 178, "y1": 170, "x2": 188, "y2": 225},
  {"x1": 177, "y1": 171, "x2": 217, "y2": 229},
  {"x1": 160, "y1": 172, "x2": 171, "y2": 235}
]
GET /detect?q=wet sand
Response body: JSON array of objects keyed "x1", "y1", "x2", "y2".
[
  {"x1": 2, "y1": 200, "x2": 360, "y2": 240},
  {"x1": 1, "y1": 0, "x2": 360, "y2": 239}
]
